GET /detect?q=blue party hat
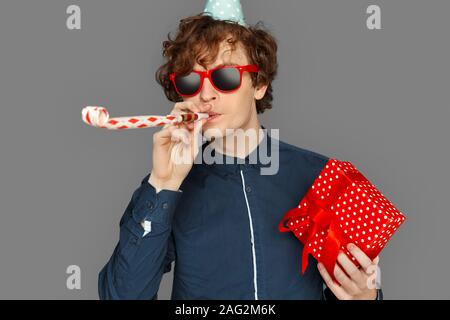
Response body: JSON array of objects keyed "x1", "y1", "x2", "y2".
[{"x1": 203, "y1": 0, "x2": 247, "y2": 27}]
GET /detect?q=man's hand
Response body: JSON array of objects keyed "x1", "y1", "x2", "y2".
[
  {"x1": 317, "y1": 243, "x2": 380, "y2": 300},
  {"x1": 150, "y1": 101, "x2": 209, "y2": 190}
]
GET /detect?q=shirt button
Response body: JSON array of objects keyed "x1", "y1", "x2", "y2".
[
  {"x1": 162, "y1": 202, "x2": 168, "y2": 210},
  {"x1": 147, "y1": 201, "x2": 155, "y2": 210},
  {"x1": 246, "y1": 186, "x2": 252, "y2": 193}
]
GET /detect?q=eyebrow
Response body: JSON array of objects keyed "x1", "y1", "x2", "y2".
[
  {"x1": 214, "y1": 62, "x2": 239, "y2": 68},
  {"x1": 193, "y1": 62, "x2": 239, "y2": 71}
]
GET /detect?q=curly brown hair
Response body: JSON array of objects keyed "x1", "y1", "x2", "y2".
[{"x1": 155, "y1": 12, "x2": 278, "y2": 114}]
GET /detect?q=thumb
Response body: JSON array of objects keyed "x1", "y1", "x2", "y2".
[{"x1": 373, "y1": 256, "x2": 380, "y2": 265}]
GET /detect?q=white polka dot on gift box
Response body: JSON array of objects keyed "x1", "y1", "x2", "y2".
[{"x1": 290, "y1": 159, "x2": 406, "y2": 266}]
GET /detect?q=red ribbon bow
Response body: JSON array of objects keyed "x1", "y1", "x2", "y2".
[
  {"x1": 279, "y1": 163, "x2": 361, "y2": 277},
  {"x1": 279, "y1": 196, "x2": 345, "y2": 277}
]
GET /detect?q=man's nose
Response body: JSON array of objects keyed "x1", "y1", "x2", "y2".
[{"x1": 199, "y1": 76, "x2": 218, "y2": 101}]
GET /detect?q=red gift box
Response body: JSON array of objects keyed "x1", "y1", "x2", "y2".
[{"x1": 279, "y1": 158, "x2": 406, "y2": 278}]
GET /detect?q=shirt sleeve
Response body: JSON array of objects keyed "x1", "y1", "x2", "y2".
[
  {"x1": 322, "y1": 285, "x2": 384, "y2": 300},
  {"x1": 98, "y1": 173, "x2": 182, "y2": 300}
]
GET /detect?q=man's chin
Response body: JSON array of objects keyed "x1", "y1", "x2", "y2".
[
  {"x1": 202, "y1": 129, "x2": 224, "y2": 141},
  {"x1": 202, "y1": 123, "x2": 227, "y2": 141}
]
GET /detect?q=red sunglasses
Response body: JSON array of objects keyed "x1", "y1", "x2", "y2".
[{"x1": 169, "y1": 64, "x2": 259, "y2": 97}]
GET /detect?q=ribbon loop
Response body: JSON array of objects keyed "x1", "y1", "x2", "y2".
[{"x1": 281, "y1": 192, "x2": 347, "y2": 277}]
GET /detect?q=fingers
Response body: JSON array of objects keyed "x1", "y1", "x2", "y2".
[
  {"x1": 154, "y1": 124, "x2": 190, "y2": 146},
  {"x1": 171, "y1": 127, "x2": 190, "y2": 145},
  {"x1": 337, "y1": 251, "x2": 368, "y2": 291},
  {"x1": 172, "y1": 101, "x2": 204, "y2": 131},
  {"x1": 157, "y1": 100, "x2": 208, "y2": 150},
  {"x1": 347, "y1": 243, "x2": 375, "y2": 273},
  {"x1": 317, "y1": 263, "x2": 350, "y2": 300},
  {"x1": 159, "y1": 101, "x2": 194, "y2": 134},
  {"x1": 332, "y1": 262, "x2": 361, "y2": 295},
  {"x1": 153, "y1": 125, "x2": 177, "y2": 145},
  {"x1": 174, "y1": 101, "x2": 199, "y2": 114},
  {"x1": 318, "y1": 246, "x2": 382, "y2": 300},
  {"x1": 373, "y1": 256, "x2": 380, "y2": 265}
]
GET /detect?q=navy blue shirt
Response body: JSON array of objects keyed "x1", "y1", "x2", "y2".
[{"x1": 98, "y1": 127, "x2": 382, "y2": 300}]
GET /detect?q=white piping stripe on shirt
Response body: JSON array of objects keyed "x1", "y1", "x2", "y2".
[{"x1": 240, "y1": 169, "x2": 259, "y2": 300}]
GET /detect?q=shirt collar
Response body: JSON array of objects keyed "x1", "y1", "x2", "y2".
[{"x1": 199, "y1": 125, "x2": 273, "y2": 175}]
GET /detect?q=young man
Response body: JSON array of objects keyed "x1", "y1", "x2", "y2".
[{"x1": 98, "y1": 2, "x2": 382, "y2": 300}]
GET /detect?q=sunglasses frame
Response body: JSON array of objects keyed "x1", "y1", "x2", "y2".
[{"x1": 169, "y1": 64, "x2": 259, "y2": 97}]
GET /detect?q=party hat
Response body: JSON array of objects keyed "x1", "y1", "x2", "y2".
[{"x1": 203, "y1": 0, "x2": 247, "y2": 26}]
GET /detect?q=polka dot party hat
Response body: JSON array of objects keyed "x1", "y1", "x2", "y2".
[{"x1": 203, "y1": 0, "x2": 247, "y2": 26}]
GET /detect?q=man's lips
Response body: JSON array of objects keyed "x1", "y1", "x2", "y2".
[{"x1": 205, "y1": 111, "x2": 222, "y2": 122}]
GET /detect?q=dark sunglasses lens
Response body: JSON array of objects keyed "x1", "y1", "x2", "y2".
[
  {"x1": 212, "y1": 67, "x2": 241, "y2": 91},
  {"x1": 174, "y1": 73, "x2": 201, "y2": 95}
]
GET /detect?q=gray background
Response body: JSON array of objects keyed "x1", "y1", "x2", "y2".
[{"x1": 0, "y1": 0, "x2": 448, "y2": 299}]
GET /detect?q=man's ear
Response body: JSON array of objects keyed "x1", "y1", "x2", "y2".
[{"x1": 254, "y1": 83, "x2": 268, "y2": 100}]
